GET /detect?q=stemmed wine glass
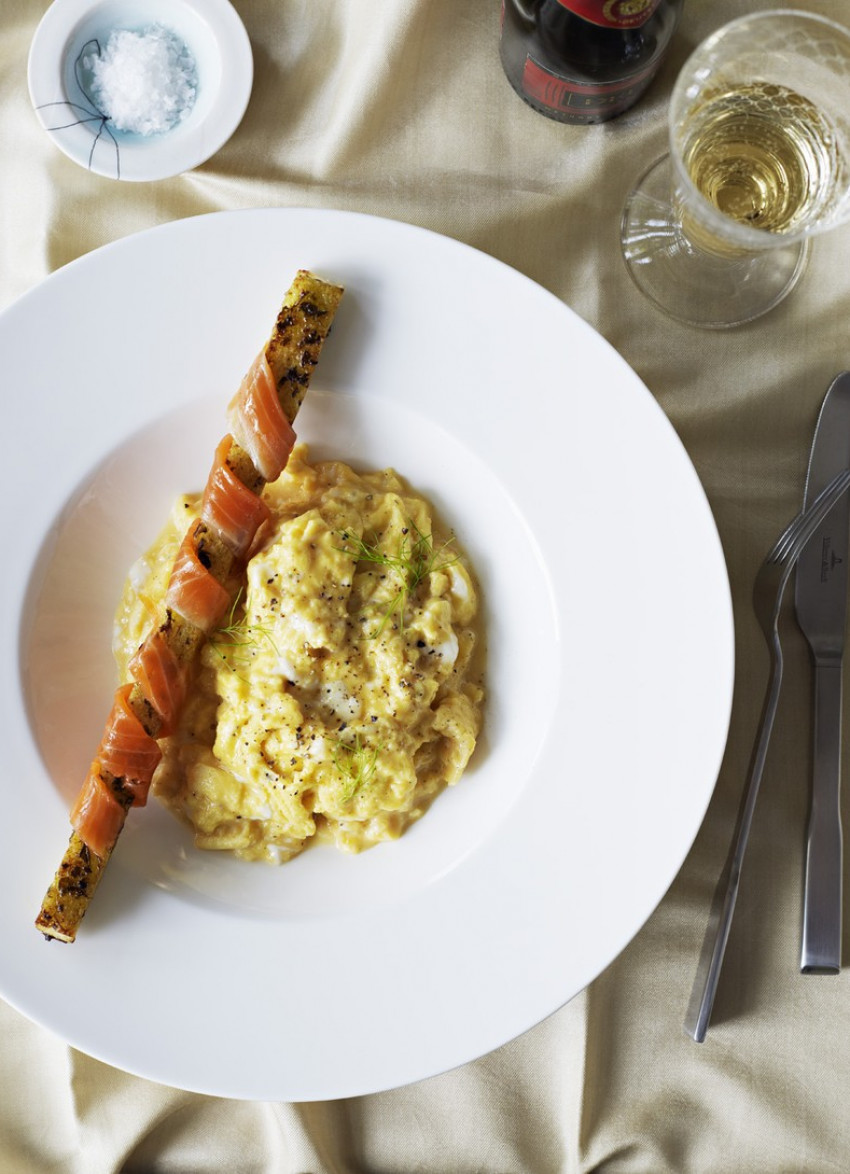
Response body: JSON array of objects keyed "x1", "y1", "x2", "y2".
[{"x1": 621, "y1": 10, "x2": 850, "y2": 329}]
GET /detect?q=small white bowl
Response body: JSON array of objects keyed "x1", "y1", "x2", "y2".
[{"x1": 28, "y1": 0, "x2": 253, "y2": 181}]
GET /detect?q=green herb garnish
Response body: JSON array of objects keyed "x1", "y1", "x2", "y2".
[
  {"x1": 209, "y1": 588, "x2": 279, "y2": 672},
  {"x1": 331, "y1": 733, "x2": 381, "y2": 802},
  {"x1": 337, "y1": 519, "x2": 457, "y2": 637}
]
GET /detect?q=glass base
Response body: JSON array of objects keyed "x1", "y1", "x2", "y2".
[{"x1": 621, "y1": 155, "x2": 810, "y2": 329}]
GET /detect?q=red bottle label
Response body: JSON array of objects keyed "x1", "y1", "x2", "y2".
[
  {"x1": 553, "y1": 0, "x2": 662, "y2": 29},
  {"x1": 521, "y1": 55, "x2": 657, "y2": 118}
]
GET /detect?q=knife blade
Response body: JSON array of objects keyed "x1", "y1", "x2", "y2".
[{"x1": 795, "y1": 371, "x2": 850, "y2": 974}]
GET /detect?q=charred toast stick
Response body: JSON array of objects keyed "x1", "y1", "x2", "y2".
[{"x1": 36, "y1": 271, "x2": 344, "y2": 942}]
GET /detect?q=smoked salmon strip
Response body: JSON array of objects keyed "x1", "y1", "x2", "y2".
[
  {"x1": 95, "y1": 684, "x2": 162, "y2": 805},
  {"x1": 129, "y1": 628, "x2": 187, "y2": 736},
  {"x1": 165, "y1": 525, "x2": 232, "y2": 632},
  {"x1": 36, "y1": 270, "x2": 344, "y2": 943},
  {"x1": 202, "y1": 435, "x2": 272, "y2": 557},
  {"x1": 70, "y1": 763, "x2": 130, "y2": 860},
  {"x1": 227, "y1": 351, "x2": 297, "y2": 482}
]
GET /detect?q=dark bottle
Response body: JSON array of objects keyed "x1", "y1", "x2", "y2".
[{"x1": 499, "y1": 0, "x2": 684, "y2": 125}]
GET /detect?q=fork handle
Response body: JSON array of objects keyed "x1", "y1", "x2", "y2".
[
  {"x1": 685, "y1": 668, "x2": 783, "y2": 1042},
  {"x1": 801, "y1": 660, "x2": 844, "y2": 973}
]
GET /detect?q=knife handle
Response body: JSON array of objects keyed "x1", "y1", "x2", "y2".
[{"x1": 801, "y1": 660, "x2": 843, "y2": 974}]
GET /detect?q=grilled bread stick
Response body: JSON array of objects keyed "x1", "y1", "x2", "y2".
[{"x1": 36, "y1": 271, "x2": 344, "y2": 942}]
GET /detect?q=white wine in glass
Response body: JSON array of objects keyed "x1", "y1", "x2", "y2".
[{"x1": 621, "y1": 11, "x2": 850, "y2": 328}]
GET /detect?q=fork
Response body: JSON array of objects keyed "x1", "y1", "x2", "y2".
[{"x1": 685, "y1": 467, "x2": 850, "y2": 1043}]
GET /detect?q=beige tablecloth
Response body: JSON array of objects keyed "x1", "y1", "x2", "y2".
[{"x1": 4, "y1": 1, "x2": 850, "y2": 1169}]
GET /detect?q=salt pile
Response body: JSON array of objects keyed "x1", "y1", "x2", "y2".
[{"x1": 85, "y1": 25, "x2": 198, "y2": 136}]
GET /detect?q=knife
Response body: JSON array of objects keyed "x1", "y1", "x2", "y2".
[{"x1": 795, "y1": 372, "x2": 850, "y2": 974}]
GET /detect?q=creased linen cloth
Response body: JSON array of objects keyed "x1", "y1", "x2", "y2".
[{"x1": 3, "y1": 0, "x2": 850, "y2": 1170}]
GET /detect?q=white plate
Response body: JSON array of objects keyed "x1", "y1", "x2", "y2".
[
  {"x1": 28, "y1": 0, "x2": 252, "y2": 181},
  {"x1": 0, "y1": 209, "x2": 733, "y2": 1100}
]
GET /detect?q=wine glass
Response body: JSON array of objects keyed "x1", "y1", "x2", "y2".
[{"x1": 620, "y1": 10, "x2": 850, "y2": 329}]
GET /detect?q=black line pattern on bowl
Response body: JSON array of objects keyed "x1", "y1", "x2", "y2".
[{"x1": 36, "y1": 40, "x2": 121, "y2": 179}]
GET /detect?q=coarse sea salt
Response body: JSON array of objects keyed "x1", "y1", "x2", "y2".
[{"x1": 84, "y1": 25, "x2": 198, "y2": 137}]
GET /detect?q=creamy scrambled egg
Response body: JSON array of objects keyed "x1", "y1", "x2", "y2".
[{"x1": 114, "y1": 445, "x2": 484, "y2": 862}]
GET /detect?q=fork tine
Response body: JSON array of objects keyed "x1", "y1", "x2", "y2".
[
  {"x1": 793, "y1": 469, "x2": 850, "y2": 552},
  {"x1": 769, "y1": 470, "x2": 850, "y2": 564}
]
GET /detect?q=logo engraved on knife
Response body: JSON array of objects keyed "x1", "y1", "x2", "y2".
[{"x1": 820, "y1": 535, "x2": 843, "y2": 583}]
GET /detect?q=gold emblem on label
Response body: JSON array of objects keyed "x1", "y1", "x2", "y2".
[{"x1": 603, "y1": 0, "x2": 653, "y2": 22}]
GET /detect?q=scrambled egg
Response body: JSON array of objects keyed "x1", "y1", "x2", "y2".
[{"x1": 114, "y1": 445, "x2": 484, "y2": 862}]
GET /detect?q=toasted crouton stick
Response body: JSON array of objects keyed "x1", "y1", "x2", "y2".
[{"x1": 36, "y1": 271, "x2": 344, "y2": 942}]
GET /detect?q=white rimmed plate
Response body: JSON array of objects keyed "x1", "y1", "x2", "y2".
[
  {"x1": 0, "y1": 209, "x2": 733, "y2": 1100},
  {"x1": 27, "y1": 0, "x2": 252, "y2": 181}
]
